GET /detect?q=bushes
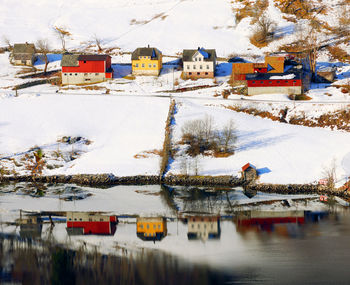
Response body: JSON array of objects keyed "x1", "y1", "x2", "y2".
[
  {"x1": 180, "y1": 116, "x2": 237, "y2": 157},
  {"x1": 250, "y1": 14, "x2": 276, "y2": 47}
]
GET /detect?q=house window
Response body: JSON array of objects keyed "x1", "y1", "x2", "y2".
[
  {"x1": 75, "y1": 73, "x2": 77, "y2": 76},
  {"x1": 193, "y1": 65, "x2": 196, "y2": 69},
  {"x1": 135, "y1": 63, "x2": 139, "y2": 67},
  {"x1": 260, "y1": 81, "x2": 264, "y2": 83},
  {"x1": 158, "y1": 225, "x2": 161, "y2": 229},
  {"x1": 69, "y1": 73, "x2": 72, "y2": 76},
  {"x1": 84, "y1": 61, "x2": 86, "y2": 63},
  {"x1": 187, "y1": 65, "x2": 190, "y2": 70},
  {"x1": 95, "y1": 73, "x2": 98, "y2": 75},
  {"x1": 207, "y1": 65, "x2": 209, "y2": 69},
  {"x1": 189, "y1": 72, "x2": 192, "y2": 75},
  {"x1": 149, "y1": 64, "x2": 152, "y2": 68},
  {"x1": 142, "y1": 64, "x2": 145, "y2": 67},
  {"x1": 198, "y1": 58, "x2": 202, "y2": 61},
  {"x1": 277, "y1": 81, "x2": 280, "y2": 83},
  {"x1": 252, "y1": 81, "x2": 255, "y2": 84},
  {"x1": 79, "y1": 218, "x2": 82, "y2": 221},
  {"x1": 205, "y1": 72, "x2": 208, "y2": 75},
  {"x1": 64, "y1": 73, "x2": 67, "y2": 76},
  {"x1": 153, "y1": 64, "x2": 156, "y2": 67},
  {"x1": 139, "y1": 224, "x2": 143, "y2": 229},
  {"x1": 269, "y1": 81, "x2": 272, "y2": 84},
  {"x1": 285, "y1": 80, "x2": 289, "y2": 83},
  {"x1": 195, "y1": 58, "x2": 197, "y2": 61},
  {"x1": 197, "y1": 72, "x2": 200, "y2": 75},
  {"x1": 293, "y1": 80, "x2": 297, "y2": 83},
  {"x1": 147, "y1": 224, "x2": 150, "y2": 229},
  {"x1": 84, "y1": 73, "x2": 88, "y2": 76},
  {"x1": 200, "y1": 65, "x2": 202, "y2": 69}
]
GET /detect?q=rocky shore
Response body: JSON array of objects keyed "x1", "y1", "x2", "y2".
[{"x1": 0, "y1": 174, "x2": 349, "y2": 200}]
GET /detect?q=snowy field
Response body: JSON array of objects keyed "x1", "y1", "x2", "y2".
[
  {"x1": 170, "y1": 99, "x2": 350, "y2": 185},
  {"x1": 0, "y1": 94, "x2": 170, "y2": 176}
]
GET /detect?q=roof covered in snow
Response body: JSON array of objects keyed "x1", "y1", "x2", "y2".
[{"x1": 246, "y1": 72, "x2": 301, "y2": 81}]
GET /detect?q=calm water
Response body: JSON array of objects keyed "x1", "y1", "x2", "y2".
[{"x1": 0, "y1": 183, "x2": 349, "y2": 284}]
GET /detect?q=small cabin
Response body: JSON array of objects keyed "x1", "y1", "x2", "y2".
[
  {"x1": 66, "y1": 212, "x2": 118, "y2": 235},
  {"x1": 136, "y1": 217, "x2": 167, "y2": 241},
  {"x1": 11, "y1": 43, "x2": 36, "y2": 66},
  {"x1": 241, "y1": 163, "x2": 257, "y2": 182}
]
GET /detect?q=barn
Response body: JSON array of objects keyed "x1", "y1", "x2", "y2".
[{"x1": 61, "y1": 54, "x2": 113, "y2": 85}]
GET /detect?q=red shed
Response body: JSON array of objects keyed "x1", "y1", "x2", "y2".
[{"x1": 61, "y1": 54, "x2": 113, "y2": 85}]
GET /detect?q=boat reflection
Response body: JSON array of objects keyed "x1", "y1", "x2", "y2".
[
  {"x1": 136, "y1": 217, "x2": 167, "y2": 241},
  {"x1": 66, "y1": 212, "x2": 118, "y2": 236},
  {"x1": 186, "y1": 216, "x2": 221, "y2": 241}
]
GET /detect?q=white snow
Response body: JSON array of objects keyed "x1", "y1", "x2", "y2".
[
  {"x1": 169, "y1": 99, "x2": 350, "y2": 184},
  {"x1": 0, "y1": 94, "x2": 170, "y2": 176},
  {"x1": 270, "y1": 74, "x2": 295, "y2": 80}
]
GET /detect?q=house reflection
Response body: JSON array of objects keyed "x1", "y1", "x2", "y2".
[
  {"x1": 235, "y1": 211, "x2": 305, "y2": 236},
  {"x1": 136, "y1": 217, "x2": 167, "y2": 241},
  {"x1": 16, "y1": 215, "x2": 43, "y2": 239},
  {"x1": 187, "y1": 216, "x2": 221, "y2": 241},
  {"x1": 66, "y1": 212, "x2": 118, "y2": 236}
]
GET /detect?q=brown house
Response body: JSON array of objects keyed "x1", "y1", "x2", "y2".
[{"x1": 11, "y1": 43, "x2": 36, "y2": 66}]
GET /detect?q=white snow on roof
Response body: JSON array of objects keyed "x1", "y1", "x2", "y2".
[{"x1": 270, "y1": 74, "x2": 295, "y2": 80}]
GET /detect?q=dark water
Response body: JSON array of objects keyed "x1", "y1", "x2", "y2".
[{"x1": 0, "y1": 183, "x2": 349, "y2": 284}]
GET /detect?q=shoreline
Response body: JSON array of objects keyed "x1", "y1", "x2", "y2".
[{"x1": 0, "y1": 174, "x2": 349, "y2": 200}]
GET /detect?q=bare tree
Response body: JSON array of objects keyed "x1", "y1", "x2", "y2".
[
  {"x1": 93, "y1": 34, "x2": 103, "y2": 53},
  {"x1": 36, "y1": 39, "x2": 50, "y2": 74},
  {"x1": 251, "y1": 13, "x2": 276, "y2": 46},
  {"x1": 2, "y1": 35, "x2": 12, "y2": 50},
  {"x1": 322, "y1": 159, "x2": 337, "y2": 190},
  {"x1": 54, "y1": 26, "x2": 71, "y2": 51},
  {"x1": 221, "y1": 119, "x2": 237, "y2": 153}
]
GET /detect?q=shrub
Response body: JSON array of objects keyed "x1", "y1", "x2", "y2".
[{"x1": 180, "y1": 116, "x2": 237, "y2": 157}]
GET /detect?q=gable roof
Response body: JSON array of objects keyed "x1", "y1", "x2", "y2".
[
  {"x1": 242, "y1": 163, "x2": 256, "y2": 172},
  {"x1": 61, "y1": 54, "x2": 111, "y2": 67},
  {"x1": 182, "y1": 48, "x2": 216, "y2": 62},
  {"x1": 131, "y1": 47, "x2": 162, "y2": 60},
  {"x1": 61, "y1": 54, "x2": 79, "y2": 67},
  {"x1": 13, "y1": 43, "x2": 35, "y2": 54}
]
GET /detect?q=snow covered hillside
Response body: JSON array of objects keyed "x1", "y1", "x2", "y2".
[
  {"x1": 170, "y1": 99, "x2": 350, "y2": 184},
  {"x1": 1, "y1": 0, "x2": 348, "y2": 57},
  {"x1": 0, "y1": 94, "x2": 170, "y2": 176}
]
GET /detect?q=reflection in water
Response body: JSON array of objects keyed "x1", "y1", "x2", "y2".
[
  {"x1": 16, "y1": 215, "x2": 43, "y2": 239},
  {"x1": 136, "y1": 217, "x2": 167, "y2": 241},
  {"x1": 187, "y1": 216, "x2": 221, "y2": 241},
  {"x1": 66, "y1": 212, "x2": 118, "y2": 236}
]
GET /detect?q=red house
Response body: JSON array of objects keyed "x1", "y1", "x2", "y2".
[
  {"x1": 66, "y1": 212, "x2": 118, "y2": 235},
  {"x1": 61, "y1": 54, "x2": 113, "y2": 85}
]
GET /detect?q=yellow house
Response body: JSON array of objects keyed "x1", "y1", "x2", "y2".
[
  {"x1": 136, "y1": 217, "x2": 167, "y2": 241},
  {"x1": 131, "y1": 46, "x2": 162, "y2": 76}
]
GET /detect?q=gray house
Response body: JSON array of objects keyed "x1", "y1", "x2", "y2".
[
  {"x1": 182, "y1": 48, "x2": 216, "y2": 79},
  {"x1": 11, "y1": 43, "x2": 36, "y2": 66}
]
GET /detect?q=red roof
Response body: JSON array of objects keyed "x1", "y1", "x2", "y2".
[{"x1": 242, "y1": 163, "x2": 255, "y2": 172}]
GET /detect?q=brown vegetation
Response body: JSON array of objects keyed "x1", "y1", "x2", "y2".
[{"x1": 179, "y1": 116, "x2": 237, "y2": 157}]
